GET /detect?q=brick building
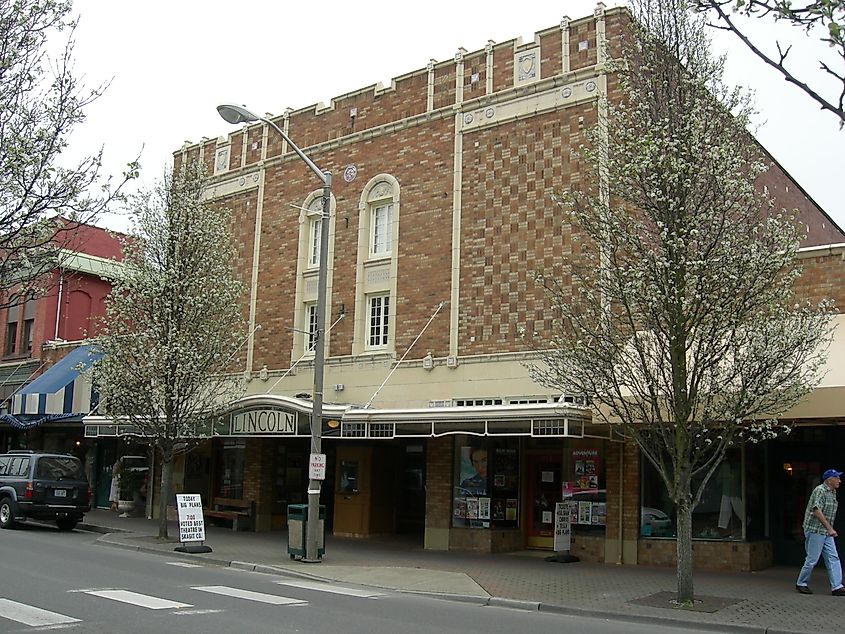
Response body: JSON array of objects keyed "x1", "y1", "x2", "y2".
[
  {"x1": 0, "y1": 222, "x2": 126, "y2": 501},
  {"x1": 84, "y1": 5, "x2": 845, "y2": 570}
]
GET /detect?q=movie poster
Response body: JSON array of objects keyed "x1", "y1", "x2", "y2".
[
  {"x1": 478, "y1": 497, "x2": 491, "y2": 520},
  {"x1": 572, "y1": 449, "x2": 601, "y2": 493}
]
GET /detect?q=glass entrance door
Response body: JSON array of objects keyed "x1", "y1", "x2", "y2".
[
  {"x1": 525, "y1": 454, "x2": 561, "y2": 549},
  {"x1": 771, "y1": 457, "x2": 822, "y2": 565},
  {"x1": 768, "y1": 426, "x2": 845, "y2": 566}
]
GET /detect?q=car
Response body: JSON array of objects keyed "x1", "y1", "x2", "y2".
[
  {"x1": 570, "y1": 489, "x2": 674, "y2": 535},
  {"x1": 0, "y1": 450, "x2": 91, "y2": 531},
  {"x1": 641, "y1": 506, "x2": 673, "y2": 536}
]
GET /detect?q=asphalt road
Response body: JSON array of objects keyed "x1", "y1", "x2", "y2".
[{"x1": 1, "y1": 522, "x2": 717, "y2": 633}]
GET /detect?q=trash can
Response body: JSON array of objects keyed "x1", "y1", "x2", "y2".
[{"x1": 287, "y1": 504, "x2": 326, "y2": 559}]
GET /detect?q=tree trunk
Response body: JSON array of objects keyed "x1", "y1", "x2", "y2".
[
  {"x1": 157, "y1": 450, "x2": 173, "y2": 539},
  {"x1": 676, "y1": 500, "x2": 694, "y2": 604}
]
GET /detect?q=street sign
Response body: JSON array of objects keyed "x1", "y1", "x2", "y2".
[
  {"x1": 176, "y1": 493, "x2": 206, "y2": 543},
  {"x1": 309, "y1": 453, "x2": 327, "y2": 481}
]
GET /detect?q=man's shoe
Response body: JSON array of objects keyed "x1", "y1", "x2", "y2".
[
  {"x1": 796, "y1": 585, "x2": 813, "y2": 594},
  {"x1": 832, "y1": 587, "x2": 845, "y2": 596}
]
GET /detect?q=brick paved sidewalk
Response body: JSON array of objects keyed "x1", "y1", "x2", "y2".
[{"x1": 80, "y1": 509, "x2": 845, "y2": 634}]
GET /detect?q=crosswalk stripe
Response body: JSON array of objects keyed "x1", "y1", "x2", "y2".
[
  {"x1": 275, "y1": 580, "x2": 384, "y2": 598},
  {"x1": 192, "y1": 586, "x2": 307, "y2": 605},
  {"x1": 166, "y1": 561, "x2": 203, "y2": 568},
  {"x1": 84, "y1": 590, "x2": 192, "y2": 610},
  {"x1": 0, "y1": 598, "x2": 81, "y2": 626}
]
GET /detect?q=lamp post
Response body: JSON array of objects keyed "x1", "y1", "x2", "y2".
[{"x1": 218, "y1": 103, "x2": 330, "y2": 563}]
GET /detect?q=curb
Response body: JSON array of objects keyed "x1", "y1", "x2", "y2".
[
  {"x1": 488, "y1": 597, "x2": 540, "y2": 611},
  {"x1": 539, "y1": 602, "x2": 766, "y2": 634}
]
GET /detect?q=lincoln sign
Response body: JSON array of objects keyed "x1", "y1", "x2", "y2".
[{"x1": 231, "y1": 409, "x2": 296, "y2": 435}]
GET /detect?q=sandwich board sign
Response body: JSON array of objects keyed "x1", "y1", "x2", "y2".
[{"x1": 175, "y1": 493, "x2": 211, "y2": 553}]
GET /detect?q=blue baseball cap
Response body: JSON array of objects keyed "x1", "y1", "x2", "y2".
[{"x1": 823, "y1": 469, "x2": 842, "y2": 480}]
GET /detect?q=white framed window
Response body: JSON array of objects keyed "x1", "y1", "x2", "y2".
[
  {"x1": 307, "y1": 197, "x2": 323, "y2": 268},
  {"x1": 305, "y1": 303, "x2": 318, "y2": 354},
  {"x1": 367, "y1": 294, "x2": 390, "y2": 349},
  {"x1": 370, "y1": 204, "x2": 392, "y2": 256}
]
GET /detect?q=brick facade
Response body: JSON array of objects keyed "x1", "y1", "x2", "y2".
[{"x1": 167, "y1": 6, "x2": 845, "y2": 567}]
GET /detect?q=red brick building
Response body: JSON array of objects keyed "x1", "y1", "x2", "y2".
[
  {"x1": 85, "y1": 5, "x2": 845, "y2": 570},
  {"x1": 0, "y1": 222, "x2": 122, "y2": 451}
]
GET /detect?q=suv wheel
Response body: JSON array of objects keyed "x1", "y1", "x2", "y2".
[
  {"x1": 0, "y1": 498, "x2": 16, "y2": 529},
  {"x1": 56, "y1": 516, "x2": 78, "y2": 531}
]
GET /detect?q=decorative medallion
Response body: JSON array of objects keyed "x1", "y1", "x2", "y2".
[
  {"x1": 464, "y1": 113, "x2": 474, "y2": 125},
  {"x1": 343, "y1": 164, "x2": 358, "y2": 183},
  {"x1": 485, "y1": 107, "x2": 495, "y2": 119},
  {"x1": 586, "y1": 81, "x2": 597, "y2": 93},
  {"x1": 239, "y1": 177, "x2": 245, "y2": 186},
  {"x1": 561, "y1": 87, "x2": 573, "y2": 98}
]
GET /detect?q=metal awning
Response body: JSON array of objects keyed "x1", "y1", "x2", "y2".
[
  {"x1": 83, "y1": 394, "x2": 615, "y2": 441},
  {"x1": 9, "y1": 345, "x2": 102, "y2": 424}
]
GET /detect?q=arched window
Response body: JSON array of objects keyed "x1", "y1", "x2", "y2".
[
  {"x1": 306, "y1": 196, "x2": 323, "y2": 268},
  {"x1": 292, "y1": 191, "x2": 336, "y2": 362},
  {"x1": 353, "y1": 175, "x2": 400, "y2": 355}
]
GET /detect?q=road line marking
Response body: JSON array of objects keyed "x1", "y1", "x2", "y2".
[
  {"x1": 166, "y1": 561, "x2": 203, "y2": 568},
  {"x1": 173, "y1": 609, "x2": 224, "y2": 616},
  {"x1": 274, "y1": 580, "x2": 384, "y2": 598},
  {"x1": 0, "y1": 598, "x2": 81, "y2": 626},
  {"x1": 84, "y1": 590, "x2": 192, "y2": 610},
  {"x1": 192, "y1": 586, "x2": 307, "y2": 605}
]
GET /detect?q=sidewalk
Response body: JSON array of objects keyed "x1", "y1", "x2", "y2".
[{"x1": 79, "y1": 509, "x2": 844, "y2": 634}]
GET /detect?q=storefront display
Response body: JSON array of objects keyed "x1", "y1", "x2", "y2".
[{"x1": 452, "y1": 437, "x2": 519, "y2": 529}]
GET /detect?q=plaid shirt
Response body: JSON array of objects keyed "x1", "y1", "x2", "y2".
[{"x1": 803, "y1": 483, "x2": 839, "y2": 535}]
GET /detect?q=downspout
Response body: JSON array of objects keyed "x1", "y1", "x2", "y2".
[
  {"x1": 617, "y1": 441, "x2": 624, "y2": 564},
  {"x1": 54, "y1": 270, "x2": 64, "y2": 339}
]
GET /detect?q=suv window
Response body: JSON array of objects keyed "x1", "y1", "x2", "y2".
[
  {"x1": 9, "y1": 457, "x2": 29, "y2": 477},
  {"x1": 35, "y1": 456, "x2": 84, "y2": 480},
  {"x1": 0, "y1": 456, "x2": 9, "y2": 475}
]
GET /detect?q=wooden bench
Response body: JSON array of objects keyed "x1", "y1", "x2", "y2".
[{"x1": 203, "y1": 497, "x2": 255, "y2": 531}]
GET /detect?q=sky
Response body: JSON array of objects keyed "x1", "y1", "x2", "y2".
[{"x1": 63, "y1": 1, "x2": 844, "y2": 233}]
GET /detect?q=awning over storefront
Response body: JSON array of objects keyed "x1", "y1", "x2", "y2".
[
  {"x1": 0, "y1": 412, "x2": 80, "y2": 430},
  {"x1": 9, "y1": 345, "x2": 102, "y2": 424},
  {"x1": 82, "y1": 394, "x2": 614, "y2": 441}
]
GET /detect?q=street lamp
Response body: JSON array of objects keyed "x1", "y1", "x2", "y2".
[{"x1": 218, "y1": 103, "x2": 330, "y2": 563}]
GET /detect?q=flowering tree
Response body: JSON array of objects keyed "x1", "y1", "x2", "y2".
[
  {"x1": 94, "y1": 163, "x2": 246, "y2": 539},
  {"x1": 0, "y1": 0, "x2": 136, "y2": 308},
  {"x1": 528, "y1": 0, "x2": 834, "y2": 604},
  {"x1": 696, "y1": 1, "x2": 844, "y2": 125}
]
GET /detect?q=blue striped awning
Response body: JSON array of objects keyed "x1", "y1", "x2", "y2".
[{"x1": 10, "y1": 345, "x2": 102, "y2": 419}]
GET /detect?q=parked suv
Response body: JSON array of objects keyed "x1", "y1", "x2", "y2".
[{"x1": 0, "y1": 451, "x2": 91, "y2": 531}]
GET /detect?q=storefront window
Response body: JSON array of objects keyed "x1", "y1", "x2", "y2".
[
  {"x1": 640, "y1": 446, "x2": 754, "y2": 540},
  {"x1": 452, "y1": 437, "x2": 519, "y2": 529},
  {"x1": 214, "y1": 439, "x2": 245, "y2": 499},
  {"x1": 567, "y1": 447, "x2": 607, "y2": 535}
]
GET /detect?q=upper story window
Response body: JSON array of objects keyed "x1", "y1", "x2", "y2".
[
  {"x1": 365, "y1": 181, "x2": 397, "y2": 260},
  {"x1": 307, "y1": 197, "x2": 324, "y2": 268},
  {"x1": 21, "y1": 319, "x2": 34, "y2": 354},
  {"x1": 305, "y1": 303, "x2": 318, "y2": 354},
  {"x1": 370, "y1": 203, "x2": 393, "y2": 256},
  {"x1": 292, "y1": 190, "x2": 337, "y2": 365},
  {"x1": 5, "y1": 321, "x2": 17, "y2": 356},
  {"x1": 367, "y1": 294, "x2": 390, "y2": 349},
  {"x1": 353, "y1": 175, "x2": 399, "y2": 356}
]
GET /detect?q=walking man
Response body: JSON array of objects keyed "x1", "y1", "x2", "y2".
[{"x1": 796, "y1": 469, "x2": 845, "y2": 596}]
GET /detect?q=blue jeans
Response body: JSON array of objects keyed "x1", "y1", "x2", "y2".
[{"x1": 797, "y1": 532, "x2": 843, "y2": 590}]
